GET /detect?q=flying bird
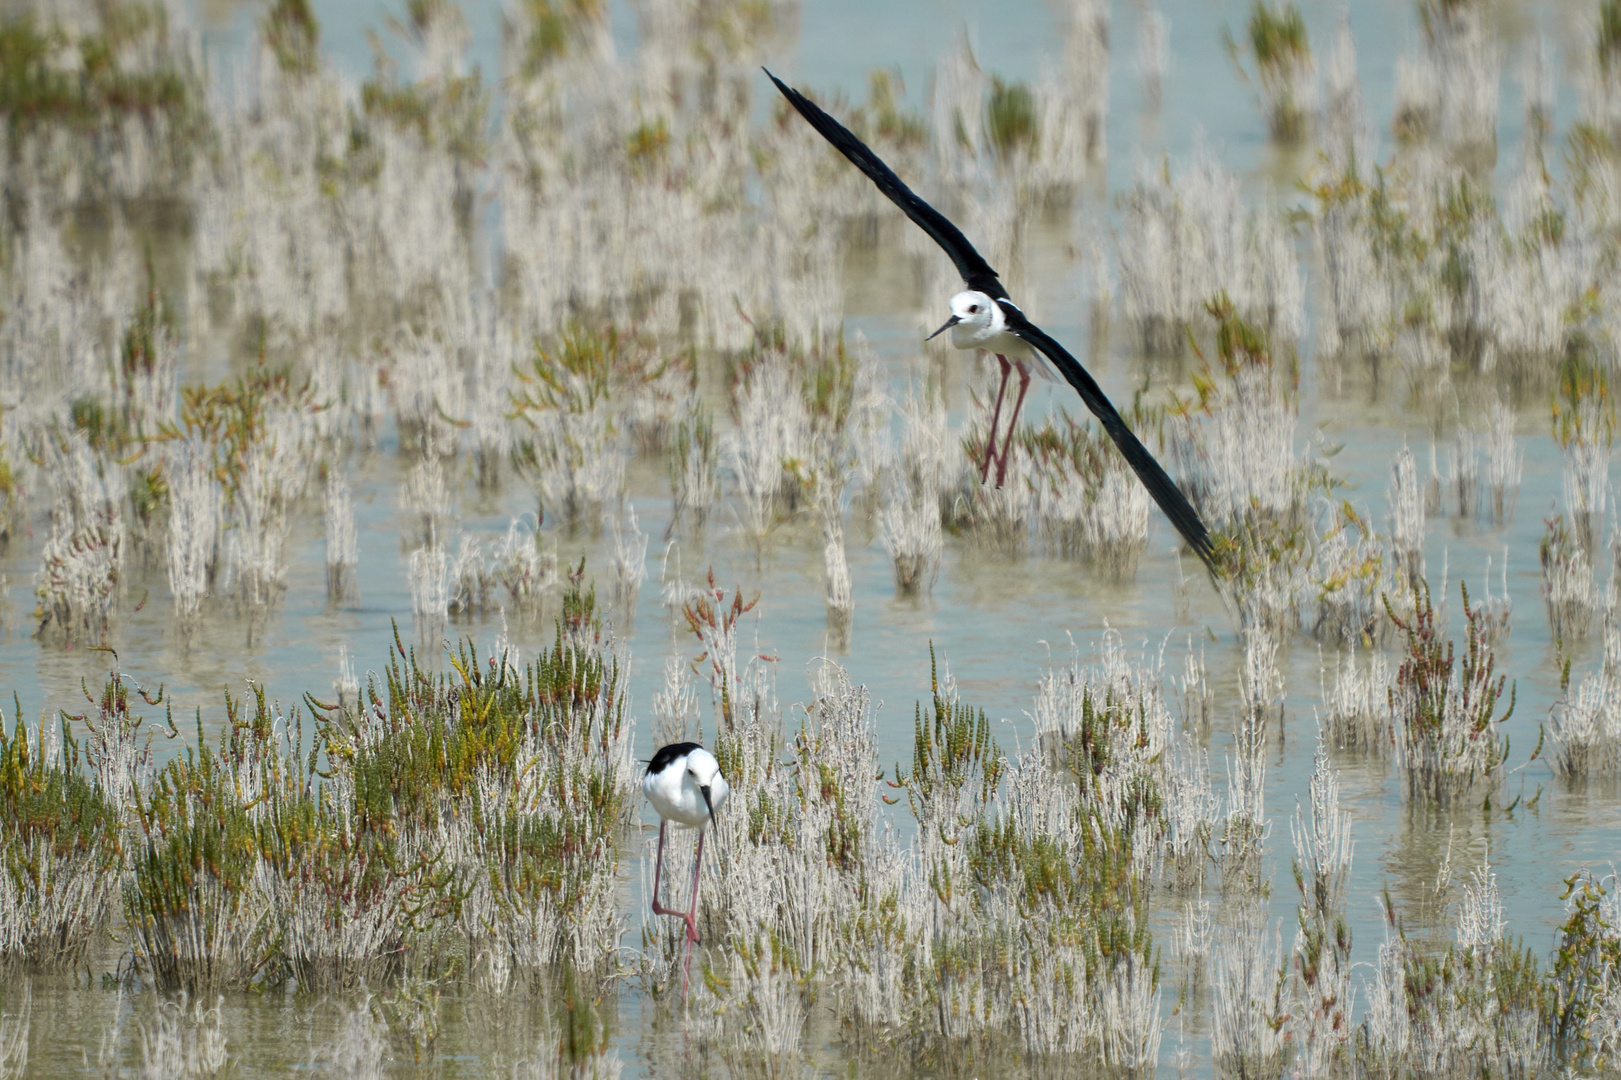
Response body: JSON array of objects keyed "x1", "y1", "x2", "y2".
[
  {"x1": 643, "y1": 741, "x2": 731, "y2": 997},
  {"x1": 765, "y1": 69, "x2": 1215, "y2": 569}
]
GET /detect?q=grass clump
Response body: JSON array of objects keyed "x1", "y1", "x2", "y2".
[
  {"x1": 1248, "y1": 3, "x2": 1312, "y2": 142},
  {"x1": 1286, "y1": 730, "x2": 1356, "y2": 1075},
  {"x1": 0, "y1": 1, "x2": 207, "y2": 202},
  {"x1": 1549, "y1": 869, "x2": 1621, "y2": 1069},
  {"x1": 678, "y1": 642, "x2": 1182, "y2": 1071},
  {"x1": 894, "y1": 649, "x2": 1004, "y2": 837},
  {"x1": 0, "y1": 706, "x2": 124, "y2": 969},
  {"x1": 910, "y1": 645, "x2": 1164, "y2": 1068},
  {"x1": 0, "y1": 6, "x2": 197, "y2": 132},
  {"x1": 717, "y1": 334, "x2": 879, "y2": 552},
  {"x1": 127, "y1": 723, "x2": 270, "y2": 993},
  {"x1": 361, "y1": 66, "x2": 490, "y2": 164},
  {"x1": 1304, "y1": 157, "x2": 1577, "y2": 378},
  {"x1": 1541, "y1": 514, "x2": 1600, "y2": 644},
  {"x1": 669, "y1": 404, "x2": 718, "y2": 533},
  {"x1": 263, "y1": 0, "x2": 319, "y2": 77},
  {"x1": 1552, "y1": 340, "x2": 1614, "y2": 552},
  {"x1": 1602, "y1": 0, "x2": 1621, "y2": 75},
  {"x1": 174, "y1": 364, "x2": 318, "y2": 499},
  {"x1": 1360, "y1": 861, "x2": 1548, "y2": 1079},
  {"x1": 514, "y1": 321, "x2": 686, "y2": 527},
  {"x1": 171, "y1": 363, "x2": 320, "y2": 612},
  {"x1": 985, "y1": 76, "x2": 1038, "y2": 163},
  {"x1": 512, "y1": 0, "x2": 606, "y2": 79},
  {"x1": 852, "y1": 69, "x2": 928, "y2": 151},
  {"x1": 625, "y1": 116, "x2": 669, "y2": 174},
  {"x1": 74, "y1": 564, "x2": 635, "y2": 997},
  {"x1": 33, "y1": 435, "x2": 128, "y2": 644},
  {"x1": 336, "y1": 613, "x2": 635, "y2": 982},
  {"x1": 1177, "y1": 298, "x2": 1311, "y2": 553},
  {"x1": 126, "y1": 685, "x2": 293, "y2": 993},
  {"x1": 1549, "y1": 611, "x2": 1621, "y2": 778},
  {"x1": 517, "y1": 322, "x2": 673, "y2": 420},
  {"x1": 1021, "y1": 408, "x2": 1154, "y2": 579},
  {"x1": 1178, "y1": 298, "x2": 1369, "y2": 641},
  {"x1": 1384, "y1": 579, "x2": 1513, "y2": 808}
]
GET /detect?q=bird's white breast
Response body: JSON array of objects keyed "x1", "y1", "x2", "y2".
[
  {"x1": 642, "y1": 755, "x2": 730, "y2": 830},
  {"x1": 950, "y1": 321, "x2": 1032, "y2": 359}
]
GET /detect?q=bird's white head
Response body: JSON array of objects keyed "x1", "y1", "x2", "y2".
[
  {"x1": 927, "y1": 290, "x2": 1001, "y2": 350},
  {"x1": 686, "y1": 747, "x2": 730, "y2": 822}
]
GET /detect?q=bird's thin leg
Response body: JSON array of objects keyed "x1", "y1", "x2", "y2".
[
  {"x1": 981, "y1": 354, "x2": 1013, "y2": 484},
  {"x1": 995, "y1": 362, "x2": 1033, "y2": 489},
  {"x1": 680, "y1": 828, "x2": 707, "y2": 998},
  {"x1": 686, "y1": 828, "x2": 706, "y2": 944},
  {"x1": 650, "y1": 821, "x2": 683, "y2": 919}
]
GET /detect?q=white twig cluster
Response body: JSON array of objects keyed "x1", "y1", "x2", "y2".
[
  {"x1": 1118, "y1": 151, "x2": 1303, "y2": 354},
  {"x1": 1362, "y1": 852, "x2": 1541, "y2": 1079},
  {"x1": 1551, "y1": 611, "x2": 1621, "y2": 777},
  {"x1": 722, "y1": 357, "x2": 810, "y2": 550},
  {"x1": 164, "y1": 441, "x2": 222, "y2": 622},
  {"x1": 1321, "y1": 645, "x2": 1392, "y2": 753},
  {"x1": 1387, "y1": 445, "x2": 1427, "y2": 581},
  {"x1": 324, "y1": 471, "x2": 358, "y2": 603},
  {"x1": 35, "y1": 435, "x2": 126, "y2": 642},
  {"x1": 1287, "y1": 730, "x2": 1356, "y2": 1077}
]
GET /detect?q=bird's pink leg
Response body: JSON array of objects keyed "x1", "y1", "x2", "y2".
[
  {"x1": 650, "y1": 821, "x2": 683, "y2": 919},
  {"x1": 680, "y1": 828, "x2": 707, "y2": 998},
  {"x1": 981, "y1": 354, "x2": 1013, "y2": 484},
  {"x1": 994, "y1": 362, "x2": 1033, "y2": 489}
]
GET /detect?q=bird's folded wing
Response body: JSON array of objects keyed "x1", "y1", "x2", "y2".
[
  {"x1": 765, "y1": 69, "x2": 1008, "y2": 301},
  {"x1": 1005, "y1": 314, "x2": 1215, "y2": 568}
]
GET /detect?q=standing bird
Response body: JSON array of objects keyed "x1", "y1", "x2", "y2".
[
  {"x1": 643, "y1": 741, "x2": 731, "y2": 997},
  {"x1": 765, "y1": 69, "x2": 1215, "y2": 570}
]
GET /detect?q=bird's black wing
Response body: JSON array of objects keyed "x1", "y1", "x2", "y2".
[
  {"x1": 1000, "y1": 301, "x2": 1216, "y2": 569},
  {"x1": 765, "y1": 69, "x2": 1007, "y2": 301}
]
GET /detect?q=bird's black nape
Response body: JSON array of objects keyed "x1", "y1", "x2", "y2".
[
  {"x1": 647, "y1": 741, "x2": 704, "y2": 776},
  {"x1": 763, "y1": 68, "x2": 1007, "y2": 301}
]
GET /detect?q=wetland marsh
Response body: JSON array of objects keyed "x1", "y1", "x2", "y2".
[{"x1": 0, "y1": 0, "x2": 1619, "y2": 1075}]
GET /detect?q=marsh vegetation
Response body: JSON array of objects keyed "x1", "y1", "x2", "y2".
[{"x1": 0, "y1": 0, "x2": 1616, "y2": 1075}]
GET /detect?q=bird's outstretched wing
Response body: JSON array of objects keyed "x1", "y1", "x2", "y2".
[
  {"x1": 1000, "y1": 302, "x2": 1216, "y2": 569},
  {"x1": 765, "y1": 69, "x2": 1216, "y2": 571},
  {"x1": 764, "y1": 69, "x2": 1007, "y2": 301}
]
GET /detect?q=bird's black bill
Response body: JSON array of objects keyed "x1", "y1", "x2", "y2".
[
  {"x1": 926, "y1": 315, "x2": 960, "y2": 341},
  {"x1": 700, "y1": 784, "x2": 715, "y2": 826}
]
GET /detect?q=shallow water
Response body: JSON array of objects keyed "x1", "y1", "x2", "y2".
[{"x1": 1, "y1": 0, "x2": 1618, "y2": 1074}]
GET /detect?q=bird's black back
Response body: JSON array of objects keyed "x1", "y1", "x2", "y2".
[{"x1": 647, "y1": 741, "x2": 704, "y2": 776}]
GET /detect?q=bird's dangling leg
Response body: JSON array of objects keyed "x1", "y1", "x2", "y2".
[
  {"x1": 680, "y1": 828, "x2": 707, "y2": 998},
  {"x1": 981, "y1": 354, "x2": 1013, "y2": 484},
  {"x1": 994, "y1": 362, "x2": 1033, "y2": 489}
]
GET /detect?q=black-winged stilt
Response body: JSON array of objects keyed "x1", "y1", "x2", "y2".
[
  {"x1": 765, "y1": 69, "x2": 1216, "y2": 569},
  {"x1": 643, "y1": 741, "x2": 731, "y2": 997}
]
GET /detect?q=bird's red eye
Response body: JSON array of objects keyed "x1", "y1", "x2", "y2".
[{"x1": 968, "y1": 304, "x2": 979, "y2": 314}]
